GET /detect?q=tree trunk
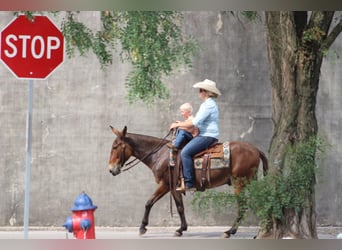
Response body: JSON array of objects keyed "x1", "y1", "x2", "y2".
[{"x1": 259, "y1": 11, "x2": 334, "y2": 239}]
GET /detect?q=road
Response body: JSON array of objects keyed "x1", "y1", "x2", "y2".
[{"x1": 0, "y1": 226, "x2": 340, "y2": 239}]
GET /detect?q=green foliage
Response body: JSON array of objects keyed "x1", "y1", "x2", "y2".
[
  {"x1": 60, "y1": 11, "x2": 116, "y2": 68},
  {"x1": 60, "y1": 11, "x2": 198, "y2": 105},
  {"x1": 322, "y1": 49, "x2": 340, "y2": 61},
  {"x1": 243, "y1": 137, "x2": 327, "y2": 228},
  {"x1": 13, "y1": 11, "x2": 36, "y2": 20},
  {"x1": 192, "y1": 137, "x2": 328, "y2": 230},
  {"x1": 240, "y1": 11, "x2": 262, "y2": 21},
  {"x1": 303, "y1": 27, "x2": 326, "y2": 43},
  {"x1": 115, "y1": 11, "x2": 198, "y2": 105},
  {"x1": 224, "y1": 11, "x2": 262, "y2": 22},
  {"x1": 192, "y1": 190, "x2": 237, "y2": 215}
]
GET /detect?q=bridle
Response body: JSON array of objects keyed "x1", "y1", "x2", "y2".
[{"x1": 115, "y1": 130, "x2": 173, "y2": 172}]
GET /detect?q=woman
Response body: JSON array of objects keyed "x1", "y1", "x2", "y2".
[{"x1": 170, "y1": 79, "x2": 221, "y2": 192}]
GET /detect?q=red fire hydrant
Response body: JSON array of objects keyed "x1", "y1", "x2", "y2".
[{"x1": 63, "y1": 192, "x2": 97, "y2": 239}]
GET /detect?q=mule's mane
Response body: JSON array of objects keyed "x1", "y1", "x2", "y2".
[
  {"x1": 124, "y1": 132, "x2": 169, "y2": 163},
  {"x1": 126, "y1": 132, "x2": 169, "y2": 150}
]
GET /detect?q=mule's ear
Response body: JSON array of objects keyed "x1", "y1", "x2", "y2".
[
  {"x1": 122, "y1": 126, "x2": 127, "y2": 137},
  {"x1": 110, "y1": 125, "x2": 121, "y2": 138}
]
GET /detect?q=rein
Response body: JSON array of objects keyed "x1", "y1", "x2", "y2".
[
  {"x1": 121, "y1": 130, "x2": 173, "y2": 172},
  {"x1": 121, "y1": 129, "x2": 176, "y2": 218}
]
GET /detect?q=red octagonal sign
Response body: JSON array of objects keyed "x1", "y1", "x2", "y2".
[{"x1": 0, "y1": 15, "x2": 64, "y2": 79}]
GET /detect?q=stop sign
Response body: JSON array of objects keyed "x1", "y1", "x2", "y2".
[{"x1": 0, "y1": 15, "x2": 64, "y2": 79}]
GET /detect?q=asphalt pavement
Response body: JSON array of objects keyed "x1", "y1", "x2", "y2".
[{"x1": 0, "y1": 226, "x2": 340, "y2": 239}]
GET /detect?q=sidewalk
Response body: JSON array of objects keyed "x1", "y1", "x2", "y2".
[{"x1": 0, "y1": 226, "x2": 341, "y2": 239}]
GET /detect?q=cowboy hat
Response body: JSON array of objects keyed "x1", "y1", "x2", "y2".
[{"x1": 193, "y1": 79, "x2": 221, "y2": 96}]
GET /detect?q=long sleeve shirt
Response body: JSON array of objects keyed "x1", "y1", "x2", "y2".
[{"x1": 192, "y1": 98, "x2": 219, "y2": 139}]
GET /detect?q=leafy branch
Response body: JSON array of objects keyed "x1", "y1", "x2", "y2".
[{"x1": 14, "y1": 11, "x2": 198, "y2": 106}]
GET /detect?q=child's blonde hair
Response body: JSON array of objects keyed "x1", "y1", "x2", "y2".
[{"x1": 180, "y1": 103, "x2": 193, "y2": 114}]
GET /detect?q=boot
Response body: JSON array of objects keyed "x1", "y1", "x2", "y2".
[
  {"x1": 176, "y1": 178, "x2": 185, "y2": 192},
  {"x1": 167, "y1": 142, "x2": 178, "y2": 151}
]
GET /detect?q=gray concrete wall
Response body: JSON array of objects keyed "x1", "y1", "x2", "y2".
[
  {"x1": 0, "y1": 11, "x2": 341, "y2": 228},
  {"x1": 317, "y1": 35, "x2": 342, "y2": 226}
]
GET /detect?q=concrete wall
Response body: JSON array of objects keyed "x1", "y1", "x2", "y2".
[
  {"x1": 317, "y1": 34, "x2": 342, "y2": 226},
  {"x1": 0, "y1": 11, "x2": 341, "y2": 228}
]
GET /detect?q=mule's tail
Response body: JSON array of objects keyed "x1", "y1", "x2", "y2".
[{"x1": 259, "y1": 150, "x2": 268, "y2": 176}]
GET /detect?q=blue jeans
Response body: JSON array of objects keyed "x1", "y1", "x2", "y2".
[
  {"x1": 180, "y1": 136, "x2": 218, "y2": 187},
  {"x1": 173, "y1": 129, "x2": 193, "y2": 148}
]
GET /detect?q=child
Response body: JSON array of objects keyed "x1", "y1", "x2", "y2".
[{"x1": 168, "y1": 103, "x2": 199, "y2": 151}]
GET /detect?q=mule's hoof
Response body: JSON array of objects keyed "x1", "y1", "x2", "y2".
[
  {"x1": 174, "y1": 230, "x2": 183, "y2": 237},
  {"x1": 222, "y1": 232, "x2": 231, "y2": 238},
  {"x1": 139, "y1": 228, "x2": 147, "y2": 235}
]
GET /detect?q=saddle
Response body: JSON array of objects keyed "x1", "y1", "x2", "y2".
[
  {"x1": 193, "y1": 142, "x2": 230, "y2": 191},
  {"x1": 170, "y1": 141, "x2": 230, "y2": 192}
]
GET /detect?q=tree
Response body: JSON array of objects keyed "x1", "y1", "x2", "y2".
[{"x1": 262, "y1": 11, "x2": 342, "y2": 239}]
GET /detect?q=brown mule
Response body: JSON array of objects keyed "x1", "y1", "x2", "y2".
[{"x1": 108, "y1": 126, "x2": 268, "y2": 238}]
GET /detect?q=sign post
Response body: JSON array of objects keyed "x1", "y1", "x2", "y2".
[
  {"x1": 0, "y1": 15, "x2": 64, "y2": 238},
  {"x1": 23, "y1": 79, "x2": 33, "y2": 239}
]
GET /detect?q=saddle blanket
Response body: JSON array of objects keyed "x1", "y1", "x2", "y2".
[{"x1": 194, "y1": 141, "x2": 230, "y2": 169}]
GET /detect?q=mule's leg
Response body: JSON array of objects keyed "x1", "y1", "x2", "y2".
[
  {"x1": 139, "y1": 183, "x2": 169, "y2": 235},
  {"x1": 223, "y1": 179, "x2": 248, "y2": 238},
  {"x1": 223, "y1": 193, "x2": 247, "y2": 238},
  {"x1": 171, "y1": 191, "x2": 188, "y2": 237}
]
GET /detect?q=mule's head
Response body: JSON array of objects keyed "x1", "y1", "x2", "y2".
[{"x1": 108, "y1": 126, "x2": 132, "y2": 176}]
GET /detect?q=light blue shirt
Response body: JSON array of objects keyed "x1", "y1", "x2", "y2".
[{"x1": 192, "y1": 98, "x2": 219, "y2": 139}]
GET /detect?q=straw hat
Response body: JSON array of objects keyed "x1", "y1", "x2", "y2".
[{"x1": 193, "y1": 79, "x2": 221, "y2": 96}]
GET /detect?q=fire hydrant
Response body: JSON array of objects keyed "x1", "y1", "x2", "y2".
[{"x1": 63, "y1": 192, "x2": 97, "y2": 239}]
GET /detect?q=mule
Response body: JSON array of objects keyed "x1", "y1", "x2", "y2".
[{"x1": 107, "y1": 126, "x2": 268, "y2": 238}]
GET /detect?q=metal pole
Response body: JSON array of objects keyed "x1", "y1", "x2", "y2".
[{"x1": 24, "y1": 79, "x2": 33, "y2": 239}]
